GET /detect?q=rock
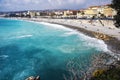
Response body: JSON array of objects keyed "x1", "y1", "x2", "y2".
[
  {"x1": 26, "y1": 76, "x2": 40, "y2": 80},
  {"x1": 35, "y1": 76, "x2": 40, "y2": 80},
  {"x1": 26, "y1": 76, "x2": 35, "y2": 80},
  {"x1": 93, "y1": 32, "x2": 110, "y2": 41}
]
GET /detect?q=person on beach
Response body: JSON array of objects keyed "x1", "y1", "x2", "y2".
[{"x1": 89, "y1": 15, "x2": 95, "y2": 24}]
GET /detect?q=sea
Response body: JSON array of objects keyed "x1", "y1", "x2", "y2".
[{"x1": 0, "y1": 18, "x2": 109, "y2": 80}]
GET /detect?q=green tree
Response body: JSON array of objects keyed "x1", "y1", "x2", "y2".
[{"x1": 111, "y1": 0, "x2": 120, "y2": 28}]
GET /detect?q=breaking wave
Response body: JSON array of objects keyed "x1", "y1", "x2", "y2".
[{"x1": 40, "y1": 22, "x2": 109, "y2": 52}]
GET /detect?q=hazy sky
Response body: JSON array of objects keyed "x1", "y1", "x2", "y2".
[{"x1": 0, "y1": 0, "x2": 112, "y2": 11}]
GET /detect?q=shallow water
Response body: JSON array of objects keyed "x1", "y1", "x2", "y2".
[{"x1": 0, "y1": 18, "x2": 108, "y2": 80}]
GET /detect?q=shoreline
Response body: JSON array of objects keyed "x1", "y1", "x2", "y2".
[
  {"x1": 1, "y1": 17, "x2": 120, "y2": 79},
  {"x1": 49, "y1": 21, "x2": 120, "y2": 57},
  {"x1": 1, "y1": 17, "x2": 120, "y2": 58},
  {"x1": 26, "y1": 18, "x2": 120, "y2": 53}
]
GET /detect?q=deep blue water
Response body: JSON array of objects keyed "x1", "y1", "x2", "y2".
[{"x1": 0, "y1": 18, "x2": 108, "y2": 80}]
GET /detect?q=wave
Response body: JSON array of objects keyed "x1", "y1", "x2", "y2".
[
  {"x1": 18, "y1": 19, "x2": 110, "y2": 52},
  {"x1": 39, "y1": 22, "x2": 109, "y2": 52},
  {"x1": 0, "y1": 55, "x2": 9, "y2": 58},
  {"x1": 16, "y1": 35, "x2": 33, "y2": 39},
  {"x1": 61, "y1": 31, "x2": 79, "y2": 37},
  {"x1": 1, "y1": 35, "x2": 33, "y2": 40},
  {"x1": 40, "y1": 22, "x2": 73, "y2": 31},
  {"x1": 78, "y1": 33, "x2": 109, "y2": 52},
  {"x1": 58, "y1": 44, "x2": 93, "y2": 54}
]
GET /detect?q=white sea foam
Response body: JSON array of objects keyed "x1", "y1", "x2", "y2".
[
  {"x1": 62, "y1": 31, "x2": 109, "y2": 52},
  {"x1": 0, "y1": 55, "x2": 9, "y2": 58},
  {"x1": 62, "y1": 31, "x2": 79, "y2": 37},
  {"x1": 40, "y1": 22, "x2": 109, "y2": 52},
  {"x1": 40, "y1": 22, "x2": 73, "y2": 31},
  {"x1": 7, "y1": 34, "x2": 33, "y2": 40},
  {"x1": 16, "y1": 35, "x2": 33, "y2": 39},
  {"x1": 58, "y1": 44, "x2": 92, "y2": 54},
  {"x1": 62, "y1": 29, "x2": 109, "y2": 52},
  {"x1": 39, "y1": 22, "x2": 84, "y2": 37},
  {"x1": 26, "y1": 20, "x2": 110, "y2": 52},
  {"x1": 58, "y1": 45, "x2": 75, "y2": 53},
  {"x1": 78, "y1": 33, "x2": 109, "y2": 52}
]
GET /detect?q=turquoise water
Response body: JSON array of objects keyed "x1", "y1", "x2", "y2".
[{"x1": 0, "y1": 18, "x2": 108, "y2": 80}]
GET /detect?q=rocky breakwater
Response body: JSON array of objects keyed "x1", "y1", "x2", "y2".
[
  {"x1": 93, "y1": 32, "x2": 110, "y2": 41},
  {"x1": 93, "y1": 31, "x2": 120, "y2": 54},
  {"x1": 92, "y1": 33, "x2": 119, "y2": 60}
]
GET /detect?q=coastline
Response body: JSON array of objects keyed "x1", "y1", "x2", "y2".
[
  {"x1": 51, "y1": 21, "x2": 120, "y2": 56},
  {"x1": 59, "y1": 23, "x2": 120, "y2": 56},
  {"x1": 1, "y1": 17, "x2": 120, "y2": 58},
  {"x1": 25, "y1": 18, "x2": 120, "y2": 54}
]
